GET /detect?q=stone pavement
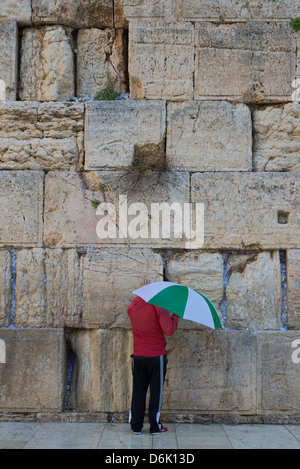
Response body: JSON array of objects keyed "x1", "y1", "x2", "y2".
[{"x1": 1, "y1": 421, "x2": 300, "y2": 449}]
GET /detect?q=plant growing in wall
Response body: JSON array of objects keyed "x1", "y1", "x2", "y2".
[
  {"x1": 91, "y1": 199, "x2": 101, "y2": 210},
  {"x1": 94, "y1": 87, "x2": 121, "y2": 101},
  {"x1": 291, "y1": 18, "x2": 300, "y2": 32}
]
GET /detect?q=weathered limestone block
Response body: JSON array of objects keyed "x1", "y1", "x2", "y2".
[
  {"x1": 20, "y1": 26, "x2": 75, "y2": 102},
  {"x1": 253, "y1": 103, "x2": 300, "y2": 171},
  {"x1": 44, "y1": 171, "x2": 105, "y2": 247},
  {"x1": 14, "y1": 248, "x2": 82, "y2": 328},
  {"x1": 15, "y1": 248, "x2": 46, "y2": 327},
  {"x1": 0, "y1": 171, "x2": 43, "y2": 247},
  {"x1": 191, "y1": 172, "x2": 300, "y2": 249},
  {"x1": 94, "y1": 168, "x2": 190, "y2": 248},
  {"x1": 68, "y1": 329, "x2": 132, "y2": 412},
  {"x1": 0, "y1": 0, "x2": 32, "y2": 25},
  {"x1": 195, "y1": 22, "x2": 295, "y2": 102},
  {"x1": 32, "y1": 0, "x2": 113, "y2": 28},
  {"x1": 174, "y1": 0, "x2": 300, "y2": 21},
  {"x1": 286, "y1": 249, "x2": 300, "y2": 329},
  {"x1": 82, "y1": 248, "x2": 163, "y2": 328},
  {"x1": 257, "y1": 332, "x2": 300, "y2": 413},
  {"x1": 46, "y1": 249, "x2": 83, "y2": 328},
  {"x1": 164, "y1": 330, "x2": 256, "y2": 413},
  {"x1": 167, "y1": 101, "x2": 252, "y2": 171},
  {"x1": 0, "y1": 20, "x2": 18, "y2": 100},
  {"x1": 44, "y1": 170, "x2": 190, "y2": 248},
  {"x1": 226, "y1": 251, "x2": 283, "y2": 330},
  {"x1": 0, "y1": 328, "x2": 66, "y2": 412},
  {"x1": 165, "y1": 251, "x2": 224, "y2": 324},
  {"x1": 0, "y1": 102, "x2": 84, "y2": 170},
  {"x1": 123, "y1": 0, "x2": 173, "y2": 21},
  {"x1": 77, "y1": 29, "x2": 127, "y2": 98},
  {"x1": 129, "y1": 20, "x2": 194, "y2": 100},
  {"x1": 0, "y1": 250, "x2": 11, "y2": 327},
  {"x1": 85, "y1": 100, "x2": 166, "y2": 170},
  {"x1": 13, "y1": 246, "x2": 162, "y2": 329}
]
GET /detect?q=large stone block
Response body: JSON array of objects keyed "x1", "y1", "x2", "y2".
[
  {"x1": 68, "y1": 329, "x2": 132, "y2": 412},
  {"x1": 226, "y1": 251, "x2": 283, "y2": 330},
  {"x1": 129, "y1": 20, "x2": 194, "y2": 100},
  {"x1": 253, "y1": 103, "x2": 300, "y2": 172},
  {"x1": 195, "y1": 22, "x2": 295, "y2": 102},
  {"x1": 0, "y1": 328, "x2": 66, "y2": 412},
  {"x1": 0, "y1": 20, "x2": 18, "y2": 101},
  {"x1": 0, "y1": 171, "x2": 43, "y2": 247},
  {"x1": 44, "y1": 170, "x2": 191, "y2": 248},
  {"x1": 174, "y1": 0, "x2": 300, "y2": 21},
  {"x1": 164, "y1": 330, "x2": 256, "y2": 413},
  {"x1": 257, "y1": 332, "x2": 300, "y2": 413},
  {"x1": 286, "y1": 249, "x2": 300, "y2": 329},
  {"x1": 0, "y1": 0, "x2": 32, "y2": 25},
  {"x1": 14, "y1": 248, "x2": 82, "y2": 328},
  {"x1": 20, "y1": 26, "x2": 75, "y2": 102},
  {"x1": 167, "y1": 101, "x2": 252, "y2": 171},
  {"x1": 82, "y1": 247, "x2": 163, "y2": 328},
  {"x1": 0, "y1": 102, "x2": 84, "y2": 170},
  {"x1": 85, "y1": 100, "x2": 166, "y2": 170},
  {"x1": 123, "y1": 0, "x2": 172, "y2": 21},
  {"x1": 13, "y1": 246, "x2": 162, "y2": 329},
  {"x1": 0, "y1": 250, "x2": 11, "y2": 327},
  {"x1": 191, "y1": 172, "x2": 300, "y2": 249},
  {"x1": 77, "y1": 28, "x2": 128, "y2": 98},
  {"x1": 165, "y1": 251, "x2": 224, "y2": 324},
  {"x1": 44, "y1": 171, "x2": 105, "y2": 247},
  {"x1": 32, "y1": 0, "x2": 113, "y2": 28}
]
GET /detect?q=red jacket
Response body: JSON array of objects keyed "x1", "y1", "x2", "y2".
[{"x1": 127, "y1": 296, "x2": 179, "y2": 357}]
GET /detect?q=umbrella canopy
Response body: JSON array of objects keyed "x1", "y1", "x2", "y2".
[{"x1": 132, "y1": 281, "x2": 222, "y2": 330}]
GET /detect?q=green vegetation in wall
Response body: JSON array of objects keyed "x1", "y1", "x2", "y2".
[
  {"x1": 94, "y1": 87, "x2": 121, "y2": 101},
  {"x1": 291, "y1": 18, "x2": 300, "y2": 32}
]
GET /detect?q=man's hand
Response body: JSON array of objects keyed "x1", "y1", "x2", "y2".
[{"x1": 141, "y1": 278, "x2": 151, "y2": 287}]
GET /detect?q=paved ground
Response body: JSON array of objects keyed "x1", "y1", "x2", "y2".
[{"x1": 1, "y1": 421, "x2": 300, "y2": 449}]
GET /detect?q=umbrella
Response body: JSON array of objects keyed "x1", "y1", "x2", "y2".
[{"x1": 132, "y1": 281, "x2": 222, "y2": 330}]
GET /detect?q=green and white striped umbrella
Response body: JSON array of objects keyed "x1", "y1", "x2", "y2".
[{"x1": 132, "y1": 281, "x2": 222, "y2": 330}]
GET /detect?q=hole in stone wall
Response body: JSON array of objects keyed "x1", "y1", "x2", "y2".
[
  {"x1": 72, "y1": 29, "x2": 78, "y2": 98},
  {"x1": 17, "y1": 27, "x2": 24, "y2": 100},
  {"x1": 219, "y1": 252, "x2": 230, "y2": 326},
  {"x1": 120, "y1": 28, "x2": 129, "y2": 92},
  {"x1": 64, "y1": 335, "x2": 77, "y2": 411},
  {"x1": 132, "y1": 142, "x2": 166, "y2": 171},
  {"x1": 9, "y1": 249, "x2": 17, "y2": 327},
  {"x1": 280, "y1": 250, "x2": 287, "y2": 328},
  {"x1": 278, "y1": 210, "x2": 289, "y2": 224}
]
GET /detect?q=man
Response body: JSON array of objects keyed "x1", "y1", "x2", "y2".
[{"x1": 127, "y1": 291, "x2": 179, "y2": 435}]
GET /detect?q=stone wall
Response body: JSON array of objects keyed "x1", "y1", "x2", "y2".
[{"x1": 0, "y1": 0, "x2": 300, "y2": 423}]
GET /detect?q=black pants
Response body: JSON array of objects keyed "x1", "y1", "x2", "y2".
[{"x1": 129, "y1": 355, "x2": 167, "y2": 434}]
